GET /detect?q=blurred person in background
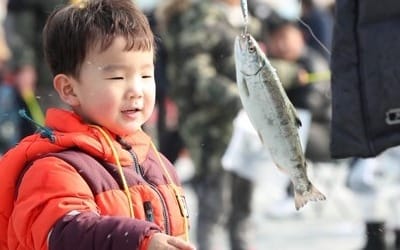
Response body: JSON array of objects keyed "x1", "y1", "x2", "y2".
[
  {"x1": 5, "y1": 0, "x2": 68, "y2": 113},
  {"x1": 330, "y1": 1, "x2": 400, "y2": 248},
  {"x1": 0, "y1": 0, "x2": 16, "y2": 154},
  {"x1": 221, "y1": 110, "x2": 271, "y2": 250},
  {"x1": 140, "y1": 0, "x2": 185, "y2": 164},
  {"x1": 0, "y1": 0, "x2": 35, "y2": 155},
  {"x1": 221, "y1": 104, "x2": 311, "y2": 249},
  {"x1": 347, "y1": 148, "x2": 400, "y2": 250},
  {"x1": 156, "y1": 0, "x2": 261, "y2": 249},
  {"x1": 0, "y1": 45, "x2": 36, "y2": 156}
]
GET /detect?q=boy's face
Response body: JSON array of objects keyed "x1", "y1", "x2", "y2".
[{"x1": 65, "y1": 36, "x2": 155, "y2": 136}]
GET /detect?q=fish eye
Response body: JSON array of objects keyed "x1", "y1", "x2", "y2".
[{"x1": 248, "y1": 45, "x2": 256, "y2": 53}]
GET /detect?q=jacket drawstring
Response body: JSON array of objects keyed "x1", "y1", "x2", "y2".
[
  {"x1": 90, "y1": 125, "x2": 190, "y2": 241},
  {"x1": 89, "y1": 125, "x2": 135, "y2": 218},
  {"x1": 150, "y1": 142, "x2": 190, "y2": 242},
  {"x1": 19, "y1": 109, "x2": 55, "y2": 143}
]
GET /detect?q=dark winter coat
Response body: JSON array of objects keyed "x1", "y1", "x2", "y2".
[{"x1": 330, "y1": 0, "x2": 400, "y2": 158}]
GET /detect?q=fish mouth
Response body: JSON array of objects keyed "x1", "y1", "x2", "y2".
[
  {"x1": 237, "y1": 33, "x2": 258, "y2": 55},
  {"x1": 237, "y1": 33, "x2": 249, "y2": 51}
]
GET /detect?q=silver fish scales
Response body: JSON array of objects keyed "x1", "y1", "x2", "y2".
[{"x1": 234, "y1": 31, "x2": 326, "y2": 209}]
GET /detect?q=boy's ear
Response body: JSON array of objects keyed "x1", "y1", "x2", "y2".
[{"x1": 53, "y1": 74, "x2": 80, "y2": 106}]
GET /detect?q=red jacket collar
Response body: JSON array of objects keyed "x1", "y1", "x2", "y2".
[{"x1": 42, "y1": 108, "x2": 152, "y2": 165}]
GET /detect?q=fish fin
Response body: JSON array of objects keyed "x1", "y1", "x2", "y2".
[
  {"x1": 293, "y1": 183, "x2": 326, "y2": 210},
  {"x1": 257, "y1": 131, "x2": 264, "y2": 144},
  {"x1": 275, "y1": 163, "x2": 288, "y2": 174},
  {"x1": 239, "y1": 76, "x2": 250, "y2": 97},
  {"x1": 288, "y1": 102, "x2": 302, "y2": 128},
  {"x1": 295, "y1": 116, "x2": 302, "y2": 128}
]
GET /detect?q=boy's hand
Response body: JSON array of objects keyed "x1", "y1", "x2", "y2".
[{"x1": 147, "y1": 233, "x2": 196, "y2": 250}]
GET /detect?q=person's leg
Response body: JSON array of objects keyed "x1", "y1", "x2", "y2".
[
  {"x1": 227, "y1": 172, "x2": 253, "y2": 250},
  {"x1": 347, "y1": 158, "x2": 387, "y2": 250},
  {"x1": 362, "y1": 221, "x2": 386, "y2": 250},
  {"x1": 195, "y1": 168, "x2": 229, "y2": 250}
]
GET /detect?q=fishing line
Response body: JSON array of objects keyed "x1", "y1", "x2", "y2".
[{"x1": 296, "y1": 0, "x2": 332, "y2": 57}]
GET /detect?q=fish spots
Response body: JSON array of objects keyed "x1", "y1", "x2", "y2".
[{"x1": 280, "y1": 119, "x2": 289, "y2": 126}]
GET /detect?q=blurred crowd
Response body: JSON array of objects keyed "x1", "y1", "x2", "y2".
[{"x1": 0, "y1": 0, "x2": 399, "y2": 250}]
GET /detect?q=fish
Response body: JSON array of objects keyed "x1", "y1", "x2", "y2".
[{"x1": 234, "y1": 29, "x2": 326, "y2": 210}]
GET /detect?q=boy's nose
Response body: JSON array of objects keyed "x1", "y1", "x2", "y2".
[{"x1": 127, "y1": 78, "x2": 143, "y2": 99}]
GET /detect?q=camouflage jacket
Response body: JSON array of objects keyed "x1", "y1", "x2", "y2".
[{"x1": 158, "y1": 0, "x2": 261, "y2": 141}]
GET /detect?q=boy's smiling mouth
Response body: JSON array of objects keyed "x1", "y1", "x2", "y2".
[
  {"x1": 121, "y1": 108, "x2": 141, "y2": 120},
  {"x1": 122, "y1": 108, "x2": 141, "y2": 113}
]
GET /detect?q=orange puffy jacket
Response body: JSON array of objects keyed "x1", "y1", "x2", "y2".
[{"x1": 0, "y1": 108, "x2": 189, "y2": 250}]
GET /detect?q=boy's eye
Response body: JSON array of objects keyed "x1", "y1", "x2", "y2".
[
  {"x1": 142, "y1": 75, "x2": 153, "y2": 79},
  {"x1": 106, "y1": 77, "x2": 124, "y2": 80}
]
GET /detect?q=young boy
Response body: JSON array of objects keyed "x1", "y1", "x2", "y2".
[{"x1": 0, "y1": 1, "x2": 195, "y2": 249}]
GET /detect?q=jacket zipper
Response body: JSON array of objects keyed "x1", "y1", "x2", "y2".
[{"x1": 128, "y1": 150, "x2": 171, "y2": 235}]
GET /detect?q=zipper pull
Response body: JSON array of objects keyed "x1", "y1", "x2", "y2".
[
  {"x1": 176, "y1": 195, "x2": 189, "y2": 218},
  {"x1": 143, "y1": 201, "x2": 154, "y2": 222}
]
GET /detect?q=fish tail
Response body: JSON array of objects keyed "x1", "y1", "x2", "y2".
[{"x1": 294, "y1": 184, "x2": 326, "y2": 210}]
